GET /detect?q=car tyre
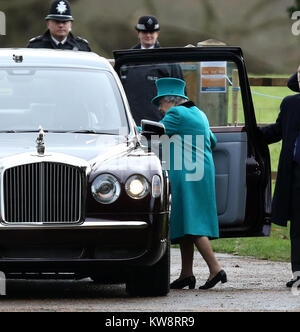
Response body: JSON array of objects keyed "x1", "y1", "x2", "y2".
[{"x1": 126, "y1": 240, "x2": 170, "y2": 297}]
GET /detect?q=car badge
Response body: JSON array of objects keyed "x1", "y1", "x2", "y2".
[
  {"x1": 36, "y1": 125, "x2": 45, "y2": 156},
  {"x1": 56, "y1": 1, "x2": 67, "y2": 14}
]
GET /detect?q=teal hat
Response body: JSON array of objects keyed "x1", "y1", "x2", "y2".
[{"x1": 152, "y1": 78, "x2": 189, "y2": 106}]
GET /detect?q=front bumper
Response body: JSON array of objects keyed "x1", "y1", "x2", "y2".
[{"x1": 0, "y1": 213, "x2": 169, "y2": 275}]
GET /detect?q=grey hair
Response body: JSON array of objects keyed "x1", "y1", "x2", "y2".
[{"x1": 160, "y1": 95, "x2": 187, "y2": 106}]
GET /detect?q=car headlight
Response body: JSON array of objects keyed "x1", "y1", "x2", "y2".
[
  {"x1": 125, "y1": 175, "x2": 149, "y2": 199},
  {"x1": 91, "y1": 174, "x2": 121, "y2": 204}
]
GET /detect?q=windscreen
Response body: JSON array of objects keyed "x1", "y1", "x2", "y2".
[{"x1": 0, "y1": 68, "x2": 129, "y2": 134}]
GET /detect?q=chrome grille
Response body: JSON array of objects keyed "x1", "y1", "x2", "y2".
[{"x1": 3, "y1": 162, "x2": 82, "y2": 224}]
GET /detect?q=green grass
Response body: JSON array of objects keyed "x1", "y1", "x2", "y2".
[{"x1": 211, "y1": 224, "x2": 291, "y2": 262}]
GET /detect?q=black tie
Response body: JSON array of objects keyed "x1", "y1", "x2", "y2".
[
  {"x1": 57, "y1": 43, "x2": 63, "y2": 49},
  {"x1": 294, "y1": 134, "x2": 300, "y2": 164}
]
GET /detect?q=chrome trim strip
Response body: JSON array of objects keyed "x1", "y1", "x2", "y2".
[{"x1": 0, "y1": 221, "x2": 148, "y2": 230}]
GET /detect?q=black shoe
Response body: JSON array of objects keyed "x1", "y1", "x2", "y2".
[
  {"x1": 199, "y1": 270, "x2": 227, "y2": 290},
  {"x1": 286, "y1": 276, "x2": 300, "y2": 288},
  {"x1": 170, "y1": 276, "x2": 196, "y2": 289}
]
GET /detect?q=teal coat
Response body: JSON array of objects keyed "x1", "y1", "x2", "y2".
[{"x1": 160, "y1": 101, "x2": 219, "y2": 242}]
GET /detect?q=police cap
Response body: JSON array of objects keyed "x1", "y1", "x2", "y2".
[
  {"x1": 135, "y1": 15, "x2": 160, "y2": 32},
  {"x1": 45, "y1": 0, "x2": 74, "y2": 22}
]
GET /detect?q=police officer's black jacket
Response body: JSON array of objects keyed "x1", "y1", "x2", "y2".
[
  {"x1": 131, "y1": 41, "x2": 161, "y2": 50},
  {"x1": 121, "y1": 41, "x2": 184, "y2": 125},
  {"x1": 27, "y1": 30, "x2": 91, "y2": 52}
]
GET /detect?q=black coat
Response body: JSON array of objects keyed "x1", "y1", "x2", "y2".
[
  {"x1": 120, "y1": 41, "x2": 184, "y2": 125},
  {"x1": 287, "y1": 72, "x2": 300, "y2": 93},
  {"x1": 27, "y1": 30, "x2": 91, "y2": 52},
  {"x1": 260, "y1": 94, "x2": 300, "y2": 226}
]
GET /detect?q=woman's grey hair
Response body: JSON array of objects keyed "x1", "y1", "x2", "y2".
[{"x1": 160, "y1": 95, "x2": 187, "y2": 106}]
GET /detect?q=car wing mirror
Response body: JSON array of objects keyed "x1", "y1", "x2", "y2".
[
  {"x1": 139, "y1": 120, "x2": 165, "y2": 158},
  {"x1": 140, "y1": 120, "x2": 165, "y2": 139}
]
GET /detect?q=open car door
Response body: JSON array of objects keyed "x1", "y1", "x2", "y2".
[{"x1": 114, "y1": 47, "x2": 272, "y2": 238}]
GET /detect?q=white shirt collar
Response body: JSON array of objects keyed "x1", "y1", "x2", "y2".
[
  {"x1": 51, "y1": 35, "x2": 68, "y2": 45},
  {"x1": 141, "y1": 44, "x2": 155, "y2": 49}
]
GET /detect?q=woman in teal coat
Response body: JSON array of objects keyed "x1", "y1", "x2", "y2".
[{"x1": 152, "y1": 78, "x2": 227, "y2": 290}]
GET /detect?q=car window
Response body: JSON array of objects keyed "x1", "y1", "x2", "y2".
[
  {"x1": 0, "y1": 68, "x2": 129, "y2": 134},
  {"x1": 120, "y1": 60, "x2": 244, "y2": 127}
]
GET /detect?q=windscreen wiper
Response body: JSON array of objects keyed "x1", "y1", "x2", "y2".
[
  {"x1": 67, "y1": 129, "x2": 118, "y2": 135},
  {"x1": 67, "y1": 129, "x2": 98, "y2": 134},
  {"x1": 0, "y1": 129, "x2": 64, "y2": 133},
  {"x1": 0, "y1": 130, "x2": 40, "y2": 133},
  {"x1": 0, "y1": 129, "x2": 118, "y2": 135}
]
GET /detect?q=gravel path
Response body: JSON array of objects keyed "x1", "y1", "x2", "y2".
[
  {"x1": 169, "y1": 249, "x2": 299, "y2": 312},
  {"x1": 0, "y1": 248, "x2": 299, "y2": 312}
]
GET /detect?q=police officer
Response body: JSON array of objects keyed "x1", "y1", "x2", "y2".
[
  {"x1": 132, "y1": 15, "x2": 161, "y2": 49},
  {"x1": 27, "y1": 0, "x2": 91, "y2": 52},
  {"x1": 121, "y1": 15, "x2": 184, "y2": 125}
]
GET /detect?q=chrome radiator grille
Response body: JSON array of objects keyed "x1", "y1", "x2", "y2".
[{"x1": 3, "y1": 162, "x2": 83, "y2": 224}]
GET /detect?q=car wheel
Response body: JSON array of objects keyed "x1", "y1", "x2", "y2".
[{"x1": 126, "y1": 241, "x2": 170, "y2": 297}]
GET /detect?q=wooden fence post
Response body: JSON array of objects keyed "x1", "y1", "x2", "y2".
[{"x1": 232, "y1": 69, "x2": 239, "y2": 125}]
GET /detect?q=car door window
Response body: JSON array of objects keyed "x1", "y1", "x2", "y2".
[
  {"x1": 183, "y1": 61, "x2": 247, "y2": 226},
  {"x1": 119, "y1": 60, "x2": 245, "y2": 126}
]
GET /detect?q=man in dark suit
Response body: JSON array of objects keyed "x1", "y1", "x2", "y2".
[
  {"x1": 120, "y1": 15, "x2": 184, "y2": 125},
  {"x1": 260, "y1": 67, "x2": 300, "y2": 287},
  {"x1": 27, "y1": 0, "x2": 91, "y2": 52}
]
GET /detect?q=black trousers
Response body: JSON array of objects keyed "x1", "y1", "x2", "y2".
[{"x1": 290, "y1": 162, "x2": 300, "y2": 272}]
